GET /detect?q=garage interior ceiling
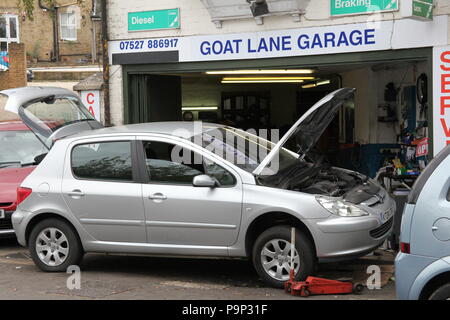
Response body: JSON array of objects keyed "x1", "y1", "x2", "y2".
[{"x1": 163, "y1": 60, "x2": 425, "y2": 78}]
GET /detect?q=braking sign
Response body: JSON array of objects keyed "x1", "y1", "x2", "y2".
[{"x1": 330, "y1": 0, "x2": 398, "y2": 16}]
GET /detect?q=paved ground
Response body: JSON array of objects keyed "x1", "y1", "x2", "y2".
[{"x1": 0, "y1": 238, "x2": 397, "y2": 300}]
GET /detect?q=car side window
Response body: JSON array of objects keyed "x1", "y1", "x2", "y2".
[
  {"x1": 143, "y1": 141, "x2": 236, "y2": 186},
  {"x1": 143, "y1": 141, "x2": 204, "y2": 184},
  {"x1": 71, "y1": 141, "x2": 133, "y2": 181},
  {"x1": 204, "y1": 158, "x2": 235, "y2": 186}
]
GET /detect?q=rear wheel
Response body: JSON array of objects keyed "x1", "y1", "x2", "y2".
[
  {"x1": 29, "y1": 218, "x2": 83, "y2": 272},
  {"x1": 429, "y1": 283, "x2": 450, "y2": 300},
  {"x1": 252, "y1": 225, "x2": 316, "y2": 288}
]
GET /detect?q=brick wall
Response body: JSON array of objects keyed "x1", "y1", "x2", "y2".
[
  {"x1": 1, "y1": 0, "x2": 101, "y2": 64},
  {"x1": 0, "y1": 43, "x2": 27, "y2": 91}
]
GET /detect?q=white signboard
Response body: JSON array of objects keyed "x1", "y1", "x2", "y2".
[
  {"x1": 433, "y1": 45, "x2": 450, "y2": 156},
  {"x1": 81, "y1": 90, "x2": 101, "y2": 122},
  {"x1": 109, "y1": 15, "x2": 447, "y2": 63}
]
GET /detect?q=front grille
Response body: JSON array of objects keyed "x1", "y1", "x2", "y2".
[
  {"x1": 369, "y1": 217, "x2": 393, "y2": 239},
  {"x1": 0, "y1": 211, "x2": 13, "y2": 230}
]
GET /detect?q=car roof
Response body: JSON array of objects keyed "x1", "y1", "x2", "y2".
[
  {"x1": 68, "y1": 121, "x2": 227, "y2": 140},
  {"x1": 0, "y1": 120, "x2": 29, "y2": 131}
]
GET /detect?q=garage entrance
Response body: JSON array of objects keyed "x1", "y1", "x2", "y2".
[{"x1": 122, "y1": 48, "x2": 432, "y2": 177}]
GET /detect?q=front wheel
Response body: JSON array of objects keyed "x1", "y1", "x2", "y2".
[
  {"x1": 252, "y1": 225, "x2": 316, "y2": 288},
  {"x1": 29, "y1": 218, "x2": 83, "y2": 272}
]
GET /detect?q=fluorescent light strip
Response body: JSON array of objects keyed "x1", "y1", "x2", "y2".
[
  {"x1": 222, "y1": 76, "x2": 314, "y2": 81},
  {"x1": 207, "y1": 69, "x2": 315, "y2": 75},
  {"x1": 222, "y1": 80, "x2": 304, "y2": 84},
  {"x1": 302, "y1": 79, "x2": 331, "y2": 89},
  {"x1": 182, "y1": 107, "x2": 218, "y2": 111},
  {"x1": 316, "y1": 80, "x2": 331, "y2": 86}
]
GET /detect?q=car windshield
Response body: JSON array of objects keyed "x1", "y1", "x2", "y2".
[
  {"x1": 192, "y1": 126, "x2": 299, "y2": 175},
  {"x1": 0, "y1": 129, "x2": 47, "y2": 168}
]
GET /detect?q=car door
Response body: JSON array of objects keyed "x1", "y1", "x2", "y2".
[
  {"x1": 138, "y1": 136, "x2": 243, "y2": 248},
  {"x1": 61, "y1": 137, "x2": 147, "y2": 243}
]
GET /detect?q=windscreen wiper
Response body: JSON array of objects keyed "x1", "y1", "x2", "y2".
[{"x1": 0, "y1": 162, "x2": 21, "y2": 169}]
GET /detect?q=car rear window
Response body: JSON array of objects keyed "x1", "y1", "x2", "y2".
[{"x1": 71, "y1": 141, "x2": 133, "y2": 182}]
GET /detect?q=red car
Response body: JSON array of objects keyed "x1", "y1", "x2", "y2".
[{"x1": 0, "y1": 121, "x2": 47, "y2": 237}]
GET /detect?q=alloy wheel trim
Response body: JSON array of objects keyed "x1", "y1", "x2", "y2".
[
  {"x1": 35, "y1": 227, "x2": 70, "y2": 267},
  {"x1": 260, "y1": 238, "x2": 300, "y2": 281}
]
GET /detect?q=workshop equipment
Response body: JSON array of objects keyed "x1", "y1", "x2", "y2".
[{"x1": 284, "y1": 228, "x2": 363, "y2": 297}]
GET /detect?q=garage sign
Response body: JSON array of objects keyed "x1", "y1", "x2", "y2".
[
  {"x1": 80, "y1": 90, "x2": 101, "y2": 122},
  {"x1": 412, "y1": 0, "x2": 433, "y2": 20},
  {"x1": 433, "y1": 46, "x2": 450, "y2": 156},
  {"x1": 401, "y1": 0, "x2": 434, "y2": 21},
  {"x1": 330, "y1": 0, "x2": 398, "y2": 16},
  {"x1": 128, "y1": 9, "x2": 180, "y2": 32},
  {"x1": 109, "y1": 16, "x2": 447, "y2": 64}
]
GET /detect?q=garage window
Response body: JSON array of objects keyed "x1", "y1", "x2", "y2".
[{"x1": 71, "y1": 141, "x2": 133, "y2": 181}]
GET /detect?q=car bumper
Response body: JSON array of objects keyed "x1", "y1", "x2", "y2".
[
  {"x1": 311, "y1": 200, "x2": 395, "y2": 262},
  {"x1": 0, "y1": 210, "x2": 16, "y2": 238},
  {"x1": 11, "y1": 209, "x2": 28, "y2": 246}
]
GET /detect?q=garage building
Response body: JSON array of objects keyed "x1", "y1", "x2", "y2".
[{"x1": 105, "y1": 0, "x2": 450, "y2": 177}]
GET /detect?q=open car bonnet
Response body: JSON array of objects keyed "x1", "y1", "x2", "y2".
[
  {"x1": 253, "y1": 88, "x2": 355, "y2": 176},
  {"x1": 0, "y1": 86, "x2": 102, "y2": 149}
]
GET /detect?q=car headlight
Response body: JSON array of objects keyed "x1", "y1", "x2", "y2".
[{"x1": 316, "y1": 196, "x2": 369, "y2": 217}]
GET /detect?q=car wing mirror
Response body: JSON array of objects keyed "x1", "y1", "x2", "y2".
[
  {"x1": 193, "y1": 175, "x2": 220, "y2": 188},
  {"x1": 34, "y1": 153, "x2": 47, "y2": 165}
]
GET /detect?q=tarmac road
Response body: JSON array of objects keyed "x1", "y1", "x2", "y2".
[{"x1": 0, "y1": 238, "x2": 397, "y2": 300}]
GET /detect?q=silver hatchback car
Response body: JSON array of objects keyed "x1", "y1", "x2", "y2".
[
  {"x1": 1, "y1": 86, "x2": 395, "y2": 287},
  {"x1": 395, "y1": 144, "x2": 450, "y2": 299}
]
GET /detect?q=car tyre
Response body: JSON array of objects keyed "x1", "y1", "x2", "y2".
[
  {"x1": 252, "y1": 225, "x2": 316, "y2": 288},
  {"x1": 429, "y1": 283, "x2": 450, "y2": 300},
  {"x1": 29, "y1": 218, "x2": 83, "y2": 272}
]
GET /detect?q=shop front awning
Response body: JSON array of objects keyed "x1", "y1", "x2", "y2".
[{"x1": 201, "y1": 0, "x2": 310, "y2": 27}]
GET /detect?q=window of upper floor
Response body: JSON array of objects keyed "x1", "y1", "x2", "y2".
[
  {"x1": 60, "y1": 12, "x2": 77, "y2": 41},
  {"x1": 0, "y1": 14, "x2": 19, "y2": 52}
]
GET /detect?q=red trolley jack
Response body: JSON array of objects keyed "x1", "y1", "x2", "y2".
[
  {"x1": 284, "y1": 270, "x2": 363, "y2": 297},
  {"x1": 283, "y1": 228, "x2": 364, "y2": 297}
]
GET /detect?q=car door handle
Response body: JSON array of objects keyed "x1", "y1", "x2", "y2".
[
  {"x1": 148, "y1": 193, "x2": 167, "y2": 201},
  {"x1": 68, "y1": 190, "x2": 85, "y2": 198}
]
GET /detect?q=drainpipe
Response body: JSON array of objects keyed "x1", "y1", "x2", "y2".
[
  {"x1": 91, "y1": 0, "x2": 101, "y2": 63},
  {"x1": 101, "y1": 0, "x2": 111, "y2": 126},
  {"x1": 91, "y1": 18, "x2": 97, "y2": 63},
  {"x1": 38, "y1": 0, "x2": 59, "y2": 62}
]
